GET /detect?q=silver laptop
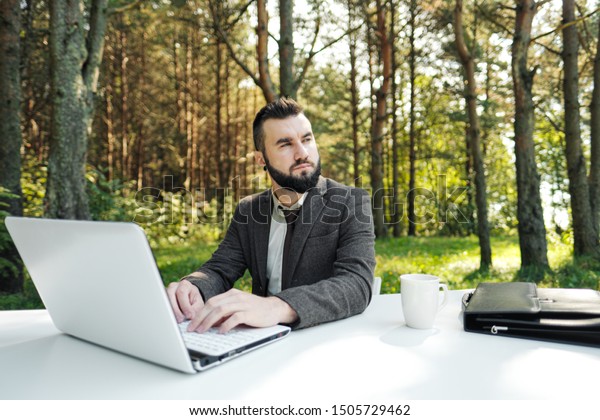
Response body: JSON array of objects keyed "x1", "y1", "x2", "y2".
[{"x1": 5, "y1": 217, "x2": 290, "y2": 373}]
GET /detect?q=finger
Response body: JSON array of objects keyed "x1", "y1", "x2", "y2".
[
  {"x1": 217, "y1": 312, "x2": 245, "y2": 334},
  {"x1": 176, "y1": 281, "x2": 202, "y2": 320},
  {"x1": 166, "y1": 282, "x2": 185, "y2": 323},
  {"x1": 186, "y1": 289, "x2": 248, "y2": 332},
  {"x1": 188, "y1": 298, "x2": 248, "y2": 333}
]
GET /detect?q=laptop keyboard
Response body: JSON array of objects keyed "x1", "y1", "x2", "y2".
[{"x1": 178, "y1": 321, "x2": 267, "y2": 355}]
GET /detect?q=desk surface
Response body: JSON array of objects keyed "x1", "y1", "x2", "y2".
[{"x1": 1, "y1": 290, "x2": 598, "y2": 400}]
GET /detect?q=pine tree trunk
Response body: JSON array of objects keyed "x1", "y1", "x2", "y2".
[
  {"x1": 407, "y1": 0, "x2": 417, "y2": 236},
  {"x1": 279, "y1": 0, "x2": 295, "y2": 98},
  {"x1": 215, "y1": 35, "x2": 225, "y2": 222},
  {"x1": 47, "y1": 0, "x2": 91, "y2": 219},
  {"x1": 47, "y1": 0, "x2": 109, "y2": 220},
  {"x1": 454, "y1": 0, "x2": 492, "y2": 269},
  {"x1": 0, "y1": 0, "x2": 24, "y2": 292},
  {"x1": 348, "y1": 0, "x2": 360, "y2": 187},
  {"x1": 390, "y1": 0, "x2": 401, "y2": 238},
  {"x1": 562, "y1": 0, "x2": 599, "y2": 257},
  {"x1": 216, "y1": 39, "x2": 224, "y2": 186},
  {"x1": 184, "y1": 29, "x2": 193, "y2": 190},
  {"x1": 120, "y1": 25, "x2": 130, "y2": 180},
  {"x1": 370, "y1": 0, "x2": 391, "y2": 238},
  {"x1": 257, "y1": 0, "x2": 277, "y2": 103},
  {"x1": 105, "y1": 43, "x2": 116, "y2": 182},
  {"x1": 192, "y1": 30, "x2": 202, "y2": 191},
  {"x1": 136, "y1": 30, "x2": 147, "y2": 189},
  {"x1": 590, "y1": 11, "x2": 600, "y2": 232},
  {"x1": 511, "y1": 0, "x2": 549, "y2": 269}
]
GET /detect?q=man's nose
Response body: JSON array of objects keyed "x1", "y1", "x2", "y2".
[{"x1": 293, "y1": 141, "x2": 309, "y2": 161}]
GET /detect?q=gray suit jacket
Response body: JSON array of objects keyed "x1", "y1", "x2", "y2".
[{"x1": 182, "y1": 177, "x2": 376, "y2": 329}]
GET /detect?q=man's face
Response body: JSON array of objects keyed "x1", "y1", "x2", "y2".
[{"x1": 256, "y1": 114, "x2": 321, "y2": 193}]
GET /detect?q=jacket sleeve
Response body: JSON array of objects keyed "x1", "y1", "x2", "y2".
[
  {"x1": 275, "y1": 188, "x2": 376, "y2": 329},
  {"x1": 180, "y1": 203, "x2": 249, "y2": 302}
]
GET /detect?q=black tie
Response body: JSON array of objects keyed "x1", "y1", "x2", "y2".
[{"x1": 281, "y1": 208, "x2": 299, "y2": 289}]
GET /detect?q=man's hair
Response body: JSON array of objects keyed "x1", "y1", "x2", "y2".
[{"x1": 252, "y1": 97, "x2": 304, "y2": 152}]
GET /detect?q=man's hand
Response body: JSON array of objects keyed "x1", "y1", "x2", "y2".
[
  {"x1": 166, "y1": 280, "x2": 205, "y2": 323},
  {"x1": 186, "y1": 288, "x2": 298, "y2": 334}
]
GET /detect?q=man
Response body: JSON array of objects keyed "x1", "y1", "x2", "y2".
[{"x1": 167, "y1": 98, "x2": 376, "y2": 333}]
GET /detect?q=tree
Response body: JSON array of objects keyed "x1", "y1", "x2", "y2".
[
  {"x1": 370, "y1": 0, "x2": 392, "y2": 238},
  {"x1": 590, "y1": 9, "x2": 600, "y2": 232},
  {"x1": 46, "y1": 0, "x2": 141, "y2": 219},
  {"x1": 209, "y1": 0, "x2": 291, "y2": 102},
  {"x1": 454, "y1": 0, "x2": 492, "y2": 269},
  {"x1": 46, "y1": 0, "x2": 108, "y2": 219},
  {"x1": 407, "y1": 0, "x2": 418, "y2": 236},
  {"x1": 390, "y1": 0, "x2": 401, "y2": 237},
  {"x1": 511, "y1": 0, "x2": 549, "y2": 271},
  {"x1": 347, "y1": 0, "x2": 362, "y2": 187},
  {"x1": 0, "y1": 0, "x2": 24, "y2": 293},
  {"x1": 562, "y1": 0, "x2": 599, "y2": 257}
]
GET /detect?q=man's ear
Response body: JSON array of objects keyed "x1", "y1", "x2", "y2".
[{"x1": 255, "y1": 150, "x2": 266, "y2": 167}]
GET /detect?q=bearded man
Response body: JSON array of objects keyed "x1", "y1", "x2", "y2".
[{"x1": 167, "y1": 98, "x2": 376, "y2": 332}]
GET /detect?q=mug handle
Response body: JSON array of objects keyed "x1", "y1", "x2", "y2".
[{"x1": 438, "y1": 283, "x2": 448, "y2": 311}]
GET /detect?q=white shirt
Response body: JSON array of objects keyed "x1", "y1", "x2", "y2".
[{"x1": 266, "y1": 191, "x2": 308, "y2": 295}]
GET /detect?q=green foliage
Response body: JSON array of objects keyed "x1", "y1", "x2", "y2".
[
  {"x1": 0, "y1": 270, "x2": 42, "y2": 310},
  {"x1": 534, "y1": 117, "x2": 570, "y2": 234},
  {"x1": 86, "y1": 166, "x2": 135, "y2": 222},
  {"x1": 21, "y1": 155, "x2": 46, "y2": 217},
  {"x1": 0, "y1": 187, "x2": 21, "y2": 282},
  {"x1": 132, "y1": 188, "x2": 233, "y2": 248},
  {"x1": 85, "y1": 166, "x2": 235, "y2": 247}
]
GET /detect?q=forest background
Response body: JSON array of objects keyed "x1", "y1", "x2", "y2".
[{"x1": 2, "y1": 0, "x2": 600, "y2": 308}]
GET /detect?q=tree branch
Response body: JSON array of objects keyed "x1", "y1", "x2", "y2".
[
  {"x1": 269, "y1": 31, "x2": 279, "y2": 45},
  {"x1": 313, "y1": 23, "x2": 364, "y2": 56},
  {"x1": 83, "y1": 0, "x2": 109, "y2": 90},
  {"x1": 226, "y1": 0, "x2": 256, "y2": 29},
  {"x1": 533, "y1": 40, "x2": 561, "y2": 56},
  {"x1": 218, "y1": 25, "x2": 261, "y2": 86},
  {"x1": 476, "y1": 3, "x2": 512, "y2": 37},
  {"x1": 498, "y1": 3, "x2": 516, "y2": 11},
  {"x1": 536, "y1": 0, "x2": 554, "y2": 9},
  {"x1": 293, "y1": 15, "x2": 321, "y2": 92},
  {"x1": 208, "y1": 0, "x2": 261, "y2": 87},
  {"x1": 540, "y1": 109, "x2": 563, "y2": 133},
  {"x1": 108, "y1": 0, "x2": 143, "y2": 15},
  {"x1": 293, "y1": 22, "x2": 364, "y2": 92},
  {"x1": 531, "y1": 7, "x2": 599, "y2": 43},
  {"x1": 576, "y1": 2, "x2": 593, "y2": 54}
]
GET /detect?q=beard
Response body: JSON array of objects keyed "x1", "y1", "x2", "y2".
[{"x1": 265, "y1": 155, "x2": 321, "y2": 194}]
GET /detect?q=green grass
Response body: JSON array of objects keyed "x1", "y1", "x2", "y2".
[
  {"x1": 374, "y1": 235, "x2": 597, "y2": 293},
  {"x1": 153, "y1": 240, "x2": 254, "y2": 292},
  {"x1": 1, "y1": 235, "x2": 599, "y2": 310}
]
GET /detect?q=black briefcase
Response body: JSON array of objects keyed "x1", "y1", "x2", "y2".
[{"x1": 462, "y1": 282, "x2": 600, "y2": 347}]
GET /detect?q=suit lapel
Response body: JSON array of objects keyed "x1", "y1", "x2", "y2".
[{"x1": 282, "y1": 177, "x2": 327, "y2": 288}]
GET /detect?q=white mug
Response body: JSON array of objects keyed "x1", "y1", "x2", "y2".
[{"x1": 400, "y1": 274, "x2": 448, "y2": 329}]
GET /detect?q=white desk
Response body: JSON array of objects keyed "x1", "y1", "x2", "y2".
[{"x1": 0, "y1": 291, "x2": 598, "y2": 400}]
